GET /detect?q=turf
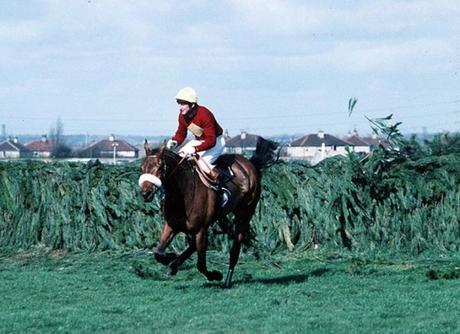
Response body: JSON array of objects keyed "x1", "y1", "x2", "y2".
[{"x1": 0, "y1": 247, "x2": 459, "y2": 334}]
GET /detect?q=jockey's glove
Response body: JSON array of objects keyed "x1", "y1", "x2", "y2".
[
  {"x1": 166, "y1": 139, "x2": 178, "y2": 149},
  {"x1": 179, "y1": 145, "x2": 196, "y2": 156}
]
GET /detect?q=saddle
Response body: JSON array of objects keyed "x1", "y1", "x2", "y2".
[
  {"x1": 191, "y1": 155, "x2": 233, "y2": 190},
  {"x1": 191, "y1": 155, "x2": 233, "y2": 208}
]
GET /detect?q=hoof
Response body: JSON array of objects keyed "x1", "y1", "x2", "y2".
[
  {"x1": 207, "y1": 270, "x2": 223, "y2": 281},
  {"x1": 167, "y1": 263, "x2": 178, "y2": 276},
  {"x1": 154, "y1": 252, "x2": 178, "y2": 266}
]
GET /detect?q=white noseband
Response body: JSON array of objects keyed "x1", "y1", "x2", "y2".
[{"x1": 138, "y1": 173, "x2": 162, "y2": 188}]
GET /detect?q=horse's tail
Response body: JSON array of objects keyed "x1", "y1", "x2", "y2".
[{"x1": 249, "y1": 137, "x2": 278, "y2": 174}]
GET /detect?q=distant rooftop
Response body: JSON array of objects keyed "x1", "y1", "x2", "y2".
[
  {"x1": 344, "y1": 135, "x2": 369, "y2": 146},
  {"x1": 225, "y1": 132, "x2": 260, "y2": 148},
  {"x1": 26, "y1": 136, "x2": 55, "y2": 152},
  {"x1": 291, "y1": 132, "x2": 350, "y2": 147},
  {"x1": 0, "y1": 138, "x2": 32, "y2": 152}
]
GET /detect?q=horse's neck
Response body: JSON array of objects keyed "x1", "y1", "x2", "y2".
[{"x1": 164, "y1": 155, "x2": 195, "y2": 195}]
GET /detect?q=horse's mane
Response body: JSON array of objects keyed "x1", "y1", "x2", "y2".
[
  {"x1": 160, "y1": 149, "x2": 194, "y2": 172},
  {"x1": 148, "y1": 147, "x2": 180, "y2": 162}
]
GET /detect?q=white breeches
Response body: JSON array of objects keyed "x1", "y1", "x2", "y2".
[{"x1": 179, "y1": 135, "x2": 225, "y2": 173}]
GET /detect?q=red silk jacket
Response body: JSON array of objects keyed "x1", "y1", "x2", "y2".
[{"x1": 172, "y1": 105, "x2": 223, "y2": 152}]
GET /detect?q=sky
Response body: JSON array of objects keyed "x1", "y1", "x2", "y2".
[{"x1": 1, "y1": 0, "x2": 459, "y2": 138}]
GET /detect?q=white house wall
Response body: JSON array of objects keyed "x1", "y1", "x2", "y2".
[
  {"x1": 287, "y1": 145, "x2": 352, "y2": 163},
  {"x1": 100, "y1": 150, "x2": 137, "y2": 158},
  {"x1": 350, "y1": 146, "x2": 370, "y2": 153},
  {"x1": 32, "y1": 151, "x2": 51, "y2": 158},
  {"x1": 287, "y1": 147, "x2": 315, "y2": 158},
  {"x1": 0, "y1": 151, "x2": 20, "y2": 158}
]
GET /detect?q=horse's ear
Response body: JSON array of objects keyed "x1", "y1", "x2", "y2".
[
  {"x1": 159, "y1": 140, "x2": 167, "y2": 153},
  {"x1": 144, "y1": 139, "x2": 153, "y2": 156}
]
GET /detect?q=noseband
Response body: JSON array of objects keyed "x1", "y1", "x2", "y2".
[
  {"x1": 138, "y1": 151, "x2": 189, "y2": 189},
  {"x1": 138, "y1": 173, "x2": 162, "y2": 188}
]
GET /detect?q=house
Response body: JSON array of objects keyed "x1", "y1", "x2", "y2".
[
  {"x1": 79, "y1": 135, "x2": 139, "y2": 163},
  {"x1": 25, "y1": 135, "x2": 55, "y2": 158},
  {"x1": 360, "y1": 134, "x2": 390, "y2": 150},
  {"x1": 286, "y1": 130, "x2": 352, "y2": 164},
  {"x1": 343, "y1": 131, "x2": 371, "y2": 154},
  {"x1": 224, "y1": 131, "x2": 259, "y2": 155},
  {"x1": 0, "y1": 137, "x2": 33, "y2": 159}
]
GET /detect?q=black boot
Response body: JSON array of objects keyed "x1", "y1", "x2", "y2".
[{"x1": 210, "y1": 168, "x2": 230, "y2": 207}]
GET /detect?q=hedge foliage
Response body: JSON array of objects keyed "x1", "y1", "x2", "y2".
[{"x1": 1, "y1": 132, "x2": 459, "y2": 256}]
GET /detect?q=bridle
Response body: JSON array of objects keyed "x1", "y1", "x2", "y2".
[
  {"x1": 139, "y1": 149, "x2": 192, "y2": 190},
  {"x1": 139, "y1": 149, "x2": 198, "y2": 220}
]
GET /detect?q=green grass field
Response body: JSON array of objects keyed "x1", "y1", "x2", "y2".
[{"x1": 1, "y1": 247, "x2": 459, "y2": 333}]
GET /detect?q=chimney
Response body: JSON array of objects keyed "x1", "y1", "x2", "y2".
[
  {"x1": 109, "y1": 134, "x2": 115, "y2": 141},
  {"x1": 13, "y1": 136, "x2": 18, "y2": 144},
  {"x1": 41, "y1": 134, "x2": 48, "y2": 142},
  {"x1": 317, "y1": 130, "x2": 325, "y2": 139},
  {"x1": 240, "y1": 131, "x2": 247, "y2": 140}
]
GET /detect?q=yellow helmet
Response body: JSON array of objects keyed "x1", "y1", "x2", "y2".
[{"x1": 175, "y1": 87, "x2": 197, "y2": 103}]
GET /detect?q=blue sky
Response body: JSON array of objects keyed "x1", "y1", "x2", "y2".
[{"x1": 1, "y1": 0, "x2": 459, "y2": 138}]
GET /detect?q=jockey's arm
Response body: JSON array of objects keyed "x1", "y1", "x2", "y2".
[{"x1": 172, "y1": 115, "x2": 187, "y2": 145}]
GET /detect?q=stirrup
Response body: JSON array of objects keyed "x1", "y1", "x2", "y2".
[
  {"x1": 158, "y1": 188, "x2": 165, "y2": 208},
  {"x1": 219, "y1": 187, "x2": 231, "y2": 208}
]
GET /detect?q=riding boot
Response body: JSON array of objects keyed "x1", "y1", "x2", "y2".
[
  {"x1": 209, "y1": 168, "x2": 230, "y2": 208},
  {"x1": 209, "y1": 168, "x2": 220, "y2": 183}
]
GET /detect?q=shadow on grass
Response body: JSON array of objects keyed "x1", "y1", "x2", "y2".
[
  {"x1": 242, "y1": 273, "x2": 309, "y2": 285},
  {"x1": 203, "y1": 267, "x2": 332, "y2": 288},
  {"x1": 245, "y1": 267, "x2": 331, "y2": 285}
]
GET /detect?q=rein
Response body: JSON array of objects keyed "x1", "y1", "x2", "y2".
[
  {"x1": 140, "y1": 149, "x2": 199, "y2": 221},
  {"x1": 163, "y1": 154, "x2": 188, "y2": 179},
  {"x1": 160, "y1": 151, "x2": 197, "y2": 221}
]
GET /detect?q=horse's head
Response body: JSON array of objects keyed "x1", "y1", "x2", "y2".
[{"x1": 139, "y1": 140, "x2": 166, "y2": 202}]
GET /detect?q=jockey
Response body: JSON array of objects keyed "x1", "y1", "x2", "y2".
[{"x1": 166, "y1": 87, "x2": 228, "y2": 196}]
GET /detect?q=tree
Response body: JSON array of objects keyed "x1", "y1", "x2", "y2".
[{"x1": 49, "y1": 118, "x2": 72, "y2": 158}]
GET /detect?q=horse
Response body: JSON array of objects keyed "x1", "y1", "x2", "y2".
[{"x1": 138, "y1": 137, "x2": 278, "y2": 288}]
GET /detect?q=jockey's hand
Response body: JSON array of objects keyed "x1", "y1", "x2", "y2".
[
  {"x1": 179, "y1": 145, "x2": 196, "y2": 157},
  {"x1": 166, "y1": 139, "x2": 178, "y2": 149}
]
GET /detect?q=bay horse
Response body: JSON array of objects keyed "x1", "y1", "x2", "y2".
[{"x1": 139, "y1": 137, "x2": 277, "y2": 288}]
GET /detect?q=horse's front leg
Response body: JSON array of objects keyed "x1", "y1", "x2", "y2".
[
  {"x1": 154, "y1": 223, "x2": 178, "y2": 266},
  {"x1": 195, "y1": 228, "x2": 223, "y2": 281},
  {"x1": 167, "y1": 235, "x2": 196, "y2": 276}
]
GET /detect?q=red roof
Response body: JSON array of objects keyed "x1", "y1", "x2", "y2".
[{"x1": 26, "y1": 140, "x2": 54, "y2": 152}]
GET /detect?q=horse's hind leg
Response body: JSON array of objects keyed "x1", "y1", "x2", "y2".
[
  {"x1": 224, "y1": 208, "x2": 253, "y2": 288},
  {"x1": 154, "y1": 223, "x2": 178, "y2": 266},
  {"x1": 224, "y1": 228, "x2": 244, "y2": 288},
  {"x1": 195, "y1": 228, "x2": 223, "y2": 282}
]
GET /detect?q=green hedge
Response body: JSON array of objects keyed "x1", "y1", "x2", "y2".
[{"x1": 1, "y1": 140, "x2": 459, "y2": 256}]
